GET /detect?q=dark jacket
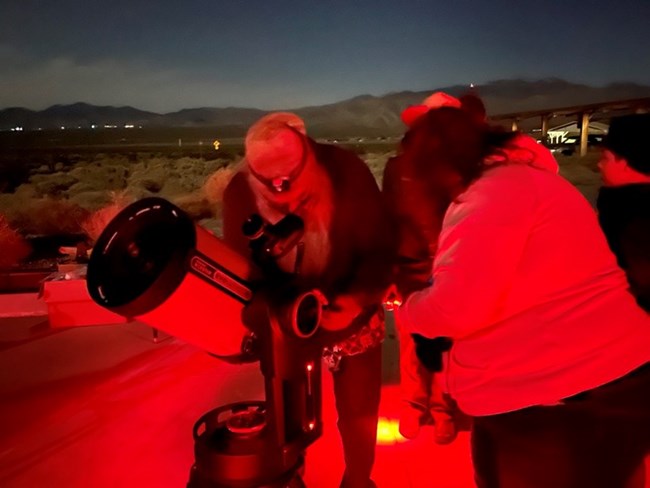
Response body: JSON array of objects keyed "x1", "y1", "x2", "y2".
[
  {"x1": 381, "y1": 155, "x2": 448, "y2": 296},
  {"x1": 597, "y1": 183, "x2": 650, "y2": 311},
  {"x1": 223, "y1": 140, "x2": 397, "y2": 313},
  {"x1": 382, "y1": 154, "x2": 452, "y2": 371}
]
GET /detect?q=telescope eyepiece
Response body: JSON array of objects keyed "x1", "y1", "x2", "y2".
[{"x1": 290, "y1": 290, "x2": 327, "y2": 339}]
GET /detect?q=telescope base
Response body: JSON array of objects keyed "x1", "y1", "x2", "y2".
[
  {"x1": 187, "y1": 463, "x2": 305, "y2": 488},
  {"x1": 187, "y1": 402, "x2": 307, "y2": 488}
]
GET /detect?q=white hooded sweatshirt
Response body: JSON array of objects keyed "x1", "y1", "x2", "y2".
[{"x1": 398, "y1": 151, "x2": 650, "y2": 416}]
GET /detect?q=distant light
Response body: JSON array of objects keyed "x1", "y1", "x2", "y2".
[
  {"x1": 125, "y1": 124, "x2": 134, "y2": 129},
  {"x1": 91, "y1": 124, "x2": 97, "y2": 129},
  {"x1": 213, "y1": 139, "x2": 221, "y2": 150},
  {"x1": 470, "y1": 83, "x2": 475, "y2": 88},
  {"x1": 60, "y1": 126, "x2": 65, "y2": 130},
  {"x1": 308, "y1": 421, "x2": 315, "y2": 431}
]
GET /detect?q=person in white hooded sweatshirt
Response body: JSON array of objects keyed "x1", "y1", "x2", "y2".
[
  {"x1": 384, "y1": 91, "x2": 560, "y2": 443},
  {"x1": 396, "y1": 106, "x2": 650, "y2": 488}
]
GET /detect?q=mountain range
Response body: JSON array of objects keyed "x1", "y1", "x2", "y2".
[{"x1": 2, "y1": 79, "x2": 650, "y2": 137}]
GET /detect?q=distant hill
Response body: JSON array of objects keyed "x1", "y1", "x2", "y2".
[{"x1": 2, "y1": 79, "x2": 650, "y2": 136}]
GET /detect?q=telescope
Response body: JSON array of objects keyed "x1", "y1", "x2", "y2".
[{"x1": 86, "y1": 197, "x2": 338, "y2": 488}]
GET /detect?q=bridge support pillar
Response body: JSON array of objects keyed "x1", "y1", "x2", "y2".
[
  {"x1": 579, "y1": 112, "x2": 591, "y2": 157},
  {"x1": 541, "y1": 114, "x2": 550, "y2": 145}
]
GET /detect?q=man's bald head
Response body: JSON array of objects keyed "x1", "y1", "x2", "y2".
[{"x1": 245, "y1": 112, "x2": 308, "y2": 181}]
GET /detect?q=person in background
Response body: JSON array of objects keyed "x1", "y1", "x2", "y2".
[
  {"x1": 397, "y1": 106, "x2": 650, "y2": 488},
  {"x1": 597, "y1": 113, "x2": 650, "y2": 311},
  {"x1": 222, "y1": 112, "x2": 396, "y2": 488},
  {"x1": 382, "y1": 92, "x2": 460, "y2": 443}
]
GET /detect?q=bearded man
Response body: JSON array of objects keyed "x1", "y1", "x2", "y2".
[{"x1": 222, "y1": 112, "x2": 395, "y2": 488}]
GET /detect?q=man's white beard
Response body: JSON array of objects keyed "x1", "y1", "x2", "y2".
[{"x1": 252, "y1": 169, "x2": 333, "y2": 278}]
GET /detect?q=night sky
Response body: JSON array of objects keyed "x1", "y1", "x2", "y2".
[{"x1": 1, "y1": 0, "x2": 649, "y2": 112}]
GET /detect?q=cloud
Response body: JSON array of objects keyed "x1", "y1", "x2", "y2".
[{"x1": 0, "y1": 46, "x2": 346, "y2": 112}]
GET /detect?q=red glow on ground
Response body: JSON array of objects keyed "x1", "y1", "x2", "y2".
[{"x1": 1, "y1": 317, "x2": 648, "y2": 487}]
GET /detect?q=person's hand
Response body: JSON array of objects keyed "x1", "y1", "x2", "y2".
[
  {"x1": 320, "y1": 294, "x2": 363, "y2": 331},
  {"x1": 413, "y1": 334, "x2": 453, "y2": 372}
]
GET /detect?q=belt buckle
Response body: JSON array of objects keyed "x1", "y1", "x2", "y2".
[{"x1": 322, "y1": 346, "x2": 343, "y2": 372}]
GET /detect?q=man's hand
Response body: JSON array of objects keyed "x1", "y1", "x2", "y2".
[
  {"x1": 320, "y1": 295, "x2": 363, "y2": 331},
  {"x1": 413, "y1": 334, "x2": 453, "y2": 372}
]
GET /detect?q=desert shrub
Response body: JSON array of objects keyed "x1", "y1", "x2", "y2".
[
  {"x1": 127, "y1": 159, "x2": 169, "y2": 194},
  {"x1": 173, "y1": 193, "x2": 212, "y2": 221},
  {"x1": 176, "y1": 157, "x2": 200, "y2": 172},
  {"x1": 160, "y1": 177, "x2": 191, "y2": 196},
  {"x1": 140, "y1": 178, "x2": 163, "y2": 193},
  {"x1": 80, "y1": 193, "x2": 132, "y2": 244},
  {"x1": 0, "y1": 186, "x2": 40, "y2": 222},
  {"x1": 170, "y1": 164, "x2": 236, "y2": 223},
  {"x1": 125, "y1": 157, "x2": 228, "y2": 199},
  {"x1": 168, "y1": 157, "x2": 227, "y2": 195},
  {"x1": 7, "y1": 197, "x2": 89, "y2": 236},
  {"x1": 0, "y1": 160, "x2": 31, "y2": 193},
  {"x1": 362, "y1": 152, "x2": 393, "y2": 185},
  {"x1": 13, "y1": 184, "x2": 38, "y2": 200},
  {"x1": 123, "y1": 186, "x2": 157, "y2": 200},
  {"x1": 69, "y1": 191, "x2": 116, "y2": 210},
  {"x1": 202, "y1": 165, "x2": 236, "y2": 208},
  {"x1": 68, "y1": 162, "x2": 128, "y2": 194},
  {"x1": 29, "y1": 172, "x2": 78, "y2": 197},
  {"x1": 67, "y1": 181, "x2": 104, "y2": 195},
  {"x1": 204, "y1": 158, "x2": 229, "y2": 174},
  {"x1": 0, "y1": 214, "x2": 31, "y2": 268},
  {"x1": 214, "y1": 150, "x2": 238, "y2": 162}
]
